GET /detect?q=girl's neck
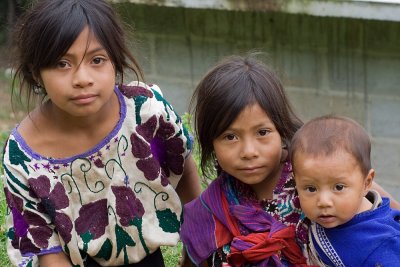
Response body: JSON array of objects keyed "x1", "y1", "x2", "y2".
[
  {"x1": 251, "y1": 163, "x2": 284, "y2": 201},
  {"x1": 17, "y1": 92, "x2": 120, "y2": 159}
]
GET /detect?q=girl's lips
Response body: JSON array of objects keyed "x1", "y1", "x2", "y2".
[
  {"x1": 239, "y1": 166, "x2": 263, "y2": 173},
  {"x1": 71, "y1": 94, "x2": 97, "y2": 104}
]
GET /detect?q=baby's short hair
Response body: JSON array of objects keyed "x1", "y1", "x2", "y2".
[{"x1": 290, "y1": 115, "x2": 371, "y2": 176}]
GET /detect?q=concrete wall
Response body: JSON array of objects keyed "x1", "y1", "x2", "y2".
[{"x1": 113, "y1": 3, "x2": 400, "y2": 199}]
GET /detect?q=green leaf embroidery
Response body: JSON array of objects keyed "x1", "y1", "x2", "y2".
[
  {"x1": 8, "y1": 139, "x2": 31, "y2": 174},
  {"x1": 151, "y1": 89, "x2": 176, "y2": 121},
  {"x1": 134, "y1": 95, "x2": 148, "y2": 125},
  {"x1": 80, "y1": 232, "x2": 94, "y2": 252},
  {"x1": 130, "y1": 217, "x2": 149, "y2": 256},
  {"x1": 7, "y1": 227, "x2": 15, "y2": 240},
  {"x1": 156, "y1": 208, "x2": 180, "y2": 233},
  {"x1": 95, "y1": 238, "x2": 113, "y2": 261},
  {"x1": 115, "y1": 224, "x2": 136, "y2": 260}
]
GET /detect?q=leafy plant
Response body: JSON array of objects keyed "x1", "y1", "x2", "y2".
[{"x1": 181, "y1": 112, "x2": 216, "y2": 189}]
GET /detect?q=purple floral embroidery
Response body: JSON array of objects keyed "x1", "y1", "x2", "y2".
[
  {"x1": 75, "y1": 199, "x2": 108, "y2": 240},
  {"x1": 112, "y1": 186, "x2": 144, "y2": 226},
  {"x1": 4, "y1": 188, "x2": 52, "y2": 253},
  {"x1": 28, "y1": 176, "x2": 73, "y2": 243},
  {"x1": 120, "y1": 84, "x2": 154, "y2": 99},
  {"x1": 131, "y1": 115, "x2": 185, "y2": 186},
  {"x1": 94, "y1": 158, "x2": 105, "y2": 168}
]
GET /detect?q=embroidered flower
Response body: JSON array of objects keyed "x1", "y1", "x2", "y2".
[
  {"x1": 75, "y1": 199, "x2": 108, "y2": 240},
  {"x1": 28, "y1": 175, "x2": 73, "y2": 243},
  {"x1": 120, "y1": 84, "x2": 153, "y2": 99},
  {"x1": 4, "y1": 188, "x2": 52, "y2": 254},
  {"x1": 131, "y1": 115, "x2": 185, "y2": 186},
  {"x1": 111, "y1": 186, "x2": 144, "y2": 226}
]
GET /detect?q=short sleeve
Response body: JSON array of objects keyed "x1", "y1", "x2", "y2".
[
  {"x1": 121, "y1": 82, "x2": 192, "y2": 188},
  {"x1": 149, "y1": 83, "x2": 193, "y2": 154},
  {"x1": 2, "y1": 136, "x2": 64, "y2": 267}
]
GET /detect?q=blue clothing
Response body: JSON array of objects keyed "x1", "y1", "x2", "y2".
[{"x1": 309, "y1": 197, "x2": 400, "y2": 266}]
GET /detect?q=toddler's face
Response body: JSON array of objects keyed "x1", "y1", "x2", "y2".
[
  {"x1": 294, "y1": 150, "x2": 373, "y2": 228},
  {"x1": 212, "y1": 103, "x2": 284, "y2": 200}
]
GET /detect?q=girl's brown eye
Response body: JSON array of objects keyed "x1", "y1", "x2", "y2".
[
  {"x1": 226, "y1": 134, "x2": 235, "y2": 141},
  {"x1": 56, "y1": 61, "x2": 68, "y2": 68},
  {"x1": 92, "y1": 57, "x2": 105, "y2": 64},
  {"x1": 259, "y1": 129, "x2": 268, "y2": 136}
]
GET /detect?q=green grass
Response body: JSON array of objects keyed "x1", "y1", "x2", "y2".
[
  {"x1": 0, "y1": 131, "x2": 12, "y2": 267},
  {"x1": 0, "y1": 180, "x2": 11, "y2": 267}
]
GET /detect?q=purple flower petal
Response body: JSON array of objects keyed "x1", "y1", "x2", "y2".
[
  {"x1": 136, "y1": 115, "x2": 157, "y2": 143},
  {"x1": 136, "y1": 158, "x2": 160, "y2": 180},
  {"x1": 156, "y1": 116, "x2": 175, "y2": 139},
  {"x1": 28, "y1": 175, "x2": 51, "y2": 198},
  {"x1": 75, "y1": 199, "x2": 108, "y2": 240},
  {"x1": 23, "y1": 210, "x2": 47, "y2": 227},
  {"x1": 131, "y1": 133, "x2": 151, "y2": 158},
  {"x1": 20, "y1": 236, "x2": 41, "y2": 254},
  {"x1": 55, "y1": 212, "x2": 73, "y2": 243},
  {"x1": 12, "y1": 208, "x2": 28, "y2": 237},
  {"x1": 49, "y1": 183, "x2": 69, "y2": 210},
  {"x1": 29, "y1": 226, "x2": 53, "y2": 248},
  {"x1": 120, "y1": 84, "x2": 154, "y2": 98},
  {"x1": 112, "y1": 186, "x2": 145, "y2": 227}
]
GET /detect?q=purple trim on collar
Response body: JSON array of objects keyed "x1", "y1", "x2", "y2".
[
  {"x1": 21, "y1": 245, "x2": 63, "y2": 257},
  {"x1": 12, "y1": 86, "x2": 126, "y2": 164}
]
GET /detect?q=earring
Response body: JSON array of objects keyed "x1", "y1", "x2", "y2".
[
  {"x1": 33, "y1": 84, "x2": 46, "y2": 95},
  {"x1": 281, "y1": 141, "x2": 288, "y2": 163},
  {"x1": 115, "y1": 72, "x2": 122, "y2": 85}
]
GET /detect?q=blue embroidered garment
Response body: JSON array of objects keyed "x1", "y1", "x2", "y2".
[{"x1": 309, "y1": 197, "x2": 400, "y2": 266}]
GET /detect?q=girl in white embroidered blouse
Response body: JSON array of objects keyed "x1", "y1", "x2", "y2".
[{"x1": 3, "y1": 1, "x2": 201, "y2": 266}]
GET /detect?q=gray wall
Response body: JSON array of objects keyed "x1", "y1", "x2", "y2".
[{"x1": 114, "y1": 3, "x2": 400, "y2": 199}]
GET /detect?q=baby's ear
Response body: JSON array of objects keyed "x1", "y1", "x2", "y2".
[{"x1": 364, "y1": 169, "x2": 375, "y2": 192}]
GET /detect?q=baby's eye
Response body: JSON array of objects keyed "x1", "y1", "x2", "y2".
[{"x1": 334, "y1": 184, "x2": 345, "y2": 191}]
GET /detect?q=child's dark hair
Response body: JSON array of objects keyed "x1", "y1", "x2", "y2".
[
  {"x1": 12, "y1": 0, "x2": 143, "y2": 107},
  {"x1": 190, "y1": 54, "x2": 303, "y2": 177},
  {"x1": 290, "y1": 115, "x2": 372, "y2": 176}
]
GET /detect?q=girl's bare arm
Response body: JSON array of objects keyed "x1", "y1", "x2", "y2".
[
  {"x1": 176, "y1": 155, "x2": 201, "y2": 204},
  {"x1": 39, "y1": 252, "x2": 73, "y2": 267}
]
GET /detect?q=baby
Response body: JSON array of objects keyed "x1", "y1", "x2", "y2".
[{"x1": 290, "y1": 115, "x2": 400, "y2": 266}]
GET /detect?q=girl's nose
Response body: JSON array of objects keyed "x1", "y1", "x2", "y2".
[
  {"x1": 239, "y1": 139, "x2": 258, "y2": 159},
  {"x1": 72, "y1": 65, "x2": 94, "y2": 88}
]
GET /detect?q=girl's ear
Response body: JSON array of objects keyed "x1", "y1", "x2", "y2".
[
  {"x1": 280, "y1": 140, "x2": 288, "y2": 163},
  {"x1": 364, "y1": 169, "x2": 375, "y2": 194}
]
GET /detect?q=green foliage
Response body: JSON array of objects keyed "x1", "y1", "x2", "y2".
[
  {"x1": 0, "y1": 130, "x2": 11, "y2": 266},
  {"x1": 181, "y1": 113, "x2": 216, "y2": 189},
  {"x1": 161, "y1": 242, "x2": 183, "y2": 267}
]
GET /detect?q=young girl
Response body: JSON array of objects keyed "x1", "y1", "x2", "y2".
[
  {"x1": 180, "y1": 55, "x2": 400, "y2": 266},
  {"x1": 180, "y1": 55, "x2": 308, "y2": 266},
  {"x1": 3, "y1": 0, "x2": 200, "y2": 266}
]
